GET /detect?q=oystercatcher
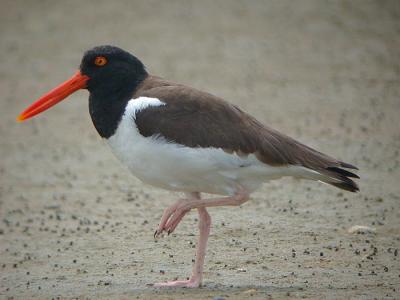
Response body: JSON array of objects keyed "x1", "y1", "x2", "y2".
[{"x1": 17, "y1": 45, "x2": 359, "y2": 288}]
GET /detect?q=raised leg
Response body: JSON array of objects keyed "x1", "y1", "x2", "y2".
[
  {"x1": 153, "y1": 205, "x2": 211, "y2": 288},
  {"x1": 154, "y1": 192, "x2": 199, "y2": 238},
  {"x1": 163, "y1": 187, "x2": 249, "y2": 235}
]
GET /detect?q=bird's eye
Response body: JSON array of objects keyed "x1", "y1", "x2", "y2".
[{"x1": 94, "y1": 56, "x2": 107, "y2": 66}]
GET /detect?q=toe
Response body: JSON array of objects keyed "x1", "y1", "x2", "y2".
[{"x1": 152, "y1": 279, "x2": 200, "y2": 288}]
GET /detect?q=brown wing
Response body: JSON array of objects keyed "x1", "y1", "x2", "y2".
[{"x1": 133, "y1": 76, "x2": 359, "y2": 191}]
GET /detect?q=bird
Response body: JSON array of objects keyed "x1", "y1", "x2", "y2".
[{"x1": 17, "y1": 45, "x2": 359, "y2": 288}]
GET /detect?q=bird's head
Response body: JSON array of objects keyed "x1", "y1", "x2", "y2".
[{"x1": 17, "y1": 45, "x2": 147, "y2": 122}]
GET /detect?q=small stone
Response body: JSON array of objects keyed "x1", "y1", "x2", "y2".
[{"x1": 348, "y1": 225, "x2": 376, "y2": 234}]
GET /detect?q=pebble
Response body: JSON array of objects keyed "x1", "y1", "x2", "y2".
[{"x1": 348, "y1": 225, "x2": 376, "y2": 234}]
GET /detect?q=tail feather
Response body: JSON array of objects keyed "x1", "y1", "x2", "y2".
[
  {"x1": 263, "y1": 127, "x2": 360, "y2": 192},
  {"x1": 320, "y1": 166, "x2": 360, "y2": 192},
  {"x1": 329, "y1": 179, "x2": 359, "y2": 192},
  {"x1": 339, "y1": 162, "x2": 359, "y2": 170},
  {"x1": 326, "y1": 166, "x2": 360, "y2": 179}
]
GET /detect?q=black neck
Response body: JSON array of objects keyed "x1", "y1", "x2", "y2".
[{"x1": 88, "y1": 75, "x2": 146, "y2": 138}]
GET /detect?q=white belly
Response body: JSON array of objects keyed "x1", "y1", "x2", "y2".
[{"x1": 107, "y1": 97, "x2": 313, "y2": 195}]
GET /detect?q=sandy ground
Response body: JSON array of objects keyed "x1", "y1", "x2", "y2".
[{"x1": 1, "y1": 0, "x2": 400, "y2": 299}]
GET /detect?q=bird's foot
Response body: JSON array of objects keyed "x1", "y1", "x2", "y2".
[
  {"x1": 154, "y1": 199, "x2": 191, "y2": 238},
  {"x1": 151, "y1": 278, "x2": 201, "y2": 288}
]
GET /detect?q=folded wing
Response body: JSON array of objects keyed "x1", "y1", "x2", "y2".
[{"x1": 133, "y1": 77, "x2": 359, "y2": 192}]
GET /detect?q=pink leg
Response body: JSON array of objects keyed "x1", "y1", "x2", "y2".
[
  {"x1": 163, "y1": 187, "x2": 249, "y2": 234},
  {"x1": 152, "y1": 188, "x2": 250, "y2": 288},
  {"x1": 154, "y1": 192, "x2": 199, "y2": 238},
  {"x1": 153, "y1": 205, "x2": 211, "y2": 288}
]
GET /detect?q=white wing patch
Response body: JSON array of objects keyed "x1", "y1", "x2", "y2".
[{"x1": 125, "y1": 96, "x2": 165, "y2": 119}]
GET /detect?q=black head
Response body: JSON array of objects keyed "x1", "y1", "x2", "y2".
[
  {"x1": 18, "y1": 45, "x2": 148, "y2": 138},
  {"x1": 79, "y1": 46, "x2": 150, "y2": 138},
  {"x1": 80, "y1": 45, "x2": 148, "y2": 95}
]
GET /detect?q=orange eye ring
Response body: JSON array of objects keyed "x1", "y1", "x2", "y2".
[{"x1": 94, "y1": 56, "x2": 107, "y2": 66}]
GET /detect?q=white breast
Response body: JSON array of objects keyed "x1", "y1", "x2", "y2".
[{"x1": 107, "y1": 97, "x2": 316, "y2": 195}]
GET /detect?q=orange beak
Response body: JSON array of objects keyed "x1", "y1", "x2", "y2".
[{"x1": 17, "y1": 71, "x2": 90, "y2": 122}]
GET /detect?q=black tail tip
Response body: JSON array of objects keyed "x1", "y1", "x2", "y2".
[
  {"x1": 340, "y1": 162, "x2": 358, "y2": 170},
  {"x1": 330, "y1": 180, "x2": 359, "y2": 193},
  {"x1": 326, "y1": 162, "x2": 360, "y2": 192},
  {"x1": 327, "y1": 167, "x2": 360, "y2": 179}
]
